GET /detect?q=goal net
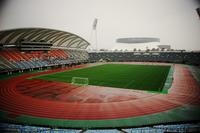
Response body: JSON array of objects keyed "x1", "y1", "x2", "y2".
[{"x1": 71, "y1": 77, "x2": 89, "y2": 86}]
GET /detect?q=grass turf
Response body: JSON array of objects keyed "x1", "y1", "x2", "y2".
[{"x1": 34, "y1": 64, "x2": 170, "y2": 91}]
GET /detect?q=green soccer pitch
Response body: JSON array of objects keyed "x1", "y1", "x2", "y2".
[{"x1": 34, "y1": 64, "x2": 171, "y2": 91}]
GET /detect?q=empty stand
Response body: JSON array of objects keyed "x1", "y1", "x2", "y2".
[
  {"x1": 0, "y1": 48, "x2": 89, "y2": 73},
  {"x1": 89, "y1": 51, "x2": 200, "y2": 65}
]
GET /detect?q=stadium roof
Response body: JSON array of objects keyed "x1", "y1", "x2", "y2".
[
  {"x1": 0, "y1": 28, "x2": 90, "y2": 49},
  {"x1": 116, "y1": 38, "x2": 160, "y2": 44}
]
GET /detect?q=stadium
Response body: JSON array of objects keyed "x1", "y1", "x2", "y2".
[{"x1": 0, "y1": 0, "x2": 200, "y2": 133}]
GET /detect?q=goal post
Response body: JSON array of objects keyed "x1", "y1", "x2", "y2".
[{"x1": 71, "y1": 77, "x2": 89, "y2": 86}]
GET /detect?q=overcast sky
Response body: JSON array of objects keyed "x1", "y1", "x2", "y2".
[{"x1": 0, "y1": 0, "x2": 200, "y2": 50}]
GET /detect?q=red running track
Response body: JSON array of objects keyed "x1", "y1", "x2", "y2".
[{"x1": 0, "y1": 64, "x2": 200, "y2": 120}]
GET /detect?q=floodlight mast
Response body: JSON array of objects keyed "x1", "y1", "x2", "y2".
[{"x1": 89, "y1": 18, "x2": 98, "y2": 50}]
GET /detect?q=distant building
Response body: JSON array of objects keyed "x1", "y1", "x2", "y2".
[
  {"x1": 112, "y1": 42, "x2": 160, "y2": 51},
  {"x1": 114, "y1": 37, "x2": 160, "y2": 51},
  {"x1": 157, "y1": 45, "x2": 171, "y2": 50}
]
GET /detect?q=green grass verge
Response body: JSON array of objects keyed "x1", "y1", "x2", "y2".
[
  {"x1": 33, "y1": 64, "x2": 170, "y2": 92},
  {"x1": 1, "y1": 105, "x2": 200, "y2": 129}
]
